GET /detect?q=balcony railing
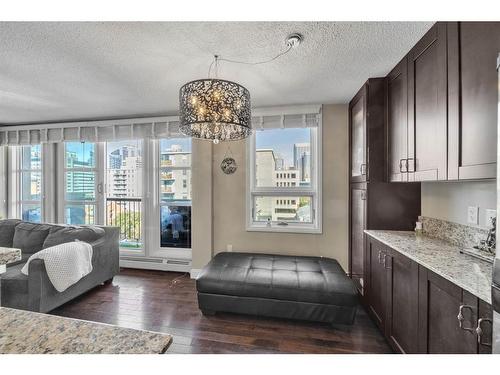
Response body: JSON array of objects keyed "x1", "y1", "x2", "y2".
[{"x1": 106, "y1": 197, "x2": 142, "y2": 249}]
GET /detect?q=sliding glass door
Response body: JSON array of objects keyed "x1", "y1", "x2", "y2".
[{"x1": 105, "y1": 140, "x2": 145, "y2": 254}]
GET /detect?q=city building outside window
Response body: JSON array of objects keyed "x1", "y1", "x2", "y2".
[{"x1": 247, "y1": 123, "x2": 321, "y2": 233}]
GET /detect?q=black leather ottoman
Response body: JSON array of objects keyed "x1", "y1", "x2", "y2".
[{"x1": 196, "y1": 252, "x2": 358, "y2": 325}]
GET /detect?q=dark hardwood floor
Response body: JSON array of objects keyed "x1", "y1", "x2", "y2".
[{"x1": 51, "y1": 268, "x2": 392, "y2": 354}]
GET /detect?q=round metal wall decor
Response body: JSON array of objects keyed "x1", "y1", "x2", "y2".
[
  {"x1": 179, "y1": 79, "x2": 251, "y2": 142},
  {"x1": 220, "y1": 157, "x2": 237, "y2": 175}
]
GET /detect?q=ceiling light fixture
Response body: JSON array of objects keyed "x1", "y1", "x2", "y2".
[{"x1": 179, "y1": 33, "x2": 303, "y2": 144}]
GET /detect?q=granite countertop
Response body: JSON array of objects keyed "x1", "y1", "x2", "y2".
[
  {"x1": 364, "y1": 230, "x2": 493, "y2": 304},
  {"x1": 0, "y1": 307, "x2": 172, "y2": 354},
  {"x1": 0, "y1": 247, "x2": 21, "y2": 265}
]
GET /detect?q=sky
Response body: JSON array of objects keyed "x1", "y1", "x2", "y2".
[{"x1": 255, "y1": 128, "x2": 310, "y2": 167}]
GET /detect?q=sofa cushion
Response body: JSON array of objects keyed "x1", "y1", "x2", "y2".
[
  {"x1": 196, "y1": 252, "x2": 358, "y2": 307},
  {"x1": 0, "y1": 219, "x2": 22, "y2": 248},
  {"x1": 0, "y1": 263, "x2": 29, "y2": 309},
  {"x1": 12, "y1": 222, "x2": 52, "y2": 255},
  {"x1": 42, "y1": 225, "x2": 105, "y2": 249}
]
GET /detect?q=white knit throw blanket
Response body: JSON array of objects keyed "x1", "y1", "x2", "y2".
[{"x1": 21, "y1": 241, "x2": 93, "y2": 292}]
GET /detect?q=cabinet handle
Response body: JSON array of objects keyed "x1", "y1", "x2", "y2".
[
  {"x1": 476, "y1": 318, "x2": 492, "y2": 346},
  {"x1": 378, "y1": 250, "x2": 383, "y2": 264},
  {"x1": 407, "y1": 158, "x2": 415, "y2": 173},
  {"x1": 399, "y1": 159, "x2": 405, "y2": 173},
  {"x1": 360, "y1": 163, "x2": 367, "y2": 176},
  {"x1": 457, "y1": 305, "x2": 475, "y2": 332},
  {"x1": 383, "y1": 254, "x2": 391, "y2": 269}
]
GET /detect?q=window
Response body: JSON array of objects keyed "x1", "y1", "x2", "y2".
[
  {"x1": 248, "y1": 124, "x2": 321, "y2": 233},
  {"x1": 18, "y1": 145, "x2": 42, "y2": 222},
  {"x1": 159, "y1": 138, "x2": 192, "y2": 249},
  {"x1": 63, "y1": 142, "x2": 97, "y2": 225},
  {"x1": 105, "y1": 140, "x2": 143, "y2": 249}
]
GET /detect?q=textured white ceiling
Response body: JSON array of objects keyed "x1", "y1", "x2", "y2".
[{"x1": 0, "y1": 22, "x2": 433, "y2": 125}]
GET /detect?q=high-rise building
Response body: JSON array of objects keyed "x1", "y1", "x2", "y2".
[
  {"x1": 159, "y1": 145, "x2": 192, "y2": 201},
  {"x1": 293, "y1": 142, "x2": 311, "y2": 183}
]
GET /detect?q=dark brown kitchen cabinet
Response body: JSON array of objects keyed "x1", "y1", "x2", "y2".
[
  {"x1": 387, "y1": 57, "x2": 409, "y2": 182},
  {"x1": 385, "y1": 249, "x2": 419, "y2": 353},
  {"x1": 365, "y1": 237, "x2": 387, "y2": 331},
  {"x1": 349, "y1": 78, "x2": 386, "y2": 183},
  {"x1": 417, "y1": 267, "x2": 478, "y2": 353},
  {"x1": 349, "y1": 185, "x2": 366, "y2": 291},
  {"x1": 407, "y1": 22, "x2": 448, "y2": 181},
  {"x1": 364, "y1": 233, "x2": 493, "y2": 354},
  {"x1": 350, "y1": 88, "x2": 367, "y2": 182},
  {"x1": 447, "y1": 22, "x2": 500, "y2": 180},
  {"x1": 348, "y1": 78, "x2": 421, "y2": 296}
]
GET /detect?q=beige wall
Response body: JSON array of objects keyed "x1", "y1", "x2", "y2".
[
  {"x1": 421, "y1": 180, "x2": 496, "y2": 228},
  {"x1": 192, "y1": 104, "x2": 349, "y2": 270}
]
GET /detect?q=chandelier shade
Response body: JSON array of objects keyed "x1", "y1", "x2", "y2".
[{"x1": 179, "y1": 79, "x2": 251, "y2": 142}]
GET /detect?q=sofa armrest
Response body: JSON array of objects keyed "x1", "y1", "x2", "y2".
[
  {"x1": 27, "y1": 258, "x2": 49, "y2": 311},
  {"x1": 88, "y1": 226, "x2": 120, "y2": 274}
]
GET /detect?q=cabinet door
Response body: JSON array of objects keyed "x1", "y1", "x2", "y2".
[
  {"x1": 418, "y1": 267, "x2": 478, "y2": 353},
  {"x1": 385, "y1": 250, "x2": 419, "y2": 353},
  {"x1": 387, "y1": 57, "x2": 408, "y2": 182},
  {"x1": 350, "y1": 186, "x2": 366, "y2": 292},
  {"x1": 448, "y1": 22, "x2": 500, "y2": 180},
  {"x1": 407, "y1": 22, "x2": 448, "y2": 181},
  {"x1": 477, "y1": 299, "x2": 493, "y2": 354},
  {"x1": 350, "y1": 87, "x2": 367, "y2": 182},
  {"x1": 366, "y1": 238, "x2": 387, "y2": 330}
]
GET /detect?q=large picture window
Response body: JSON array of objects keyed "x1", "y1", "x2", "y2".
[
  {"x1": 247, "y1": 120, "x2": 321, "y2": 233},
  {"x1": 63, "y1": 142, "x2": 97, "y2": 225},
  {"x1": 159, "y1": 138, "x2": 192, "y2": 249},
  {"x1": 19, "y1": 145, "x2": 42, "y2": 222}
]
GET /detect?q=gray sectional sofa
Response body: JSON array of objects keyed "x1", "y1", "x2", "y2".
[{"x1": 0, "y1": 219, "x2": 119, "y2": 313}]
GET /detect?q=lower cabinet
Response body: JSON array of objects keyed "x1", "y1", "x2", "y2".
[
  {"x1": 386, "y1": 249, "x2": 419, "y2": 353},
  {"x1": 365, "y1": 235, "x2": 493, "y2": 354},
  {"x1": 366, "y1": 238, "x2": 387, "y2": 330}
]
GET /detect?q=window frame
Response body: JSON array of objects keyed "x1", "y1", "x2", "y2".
[
  {"x1": 14, "y1": 145, "x2": 43, "y2": 222},
  {"x1": 246, "y1": 116, "x2": 322, "y2": 234}
]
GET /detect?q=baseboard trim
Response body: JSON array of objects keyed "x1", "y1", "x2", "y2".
[
  {"x1": 190, "y1": 268, "x2": 202, "y2": 279},
  {"x1": 120, "y1": 259, "x2": 191, "y2": 273}
]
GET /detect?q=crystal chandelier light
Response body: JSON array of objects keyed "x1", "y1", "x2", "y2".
[
  {"x1": 179, "y1": 74, "x2": 251, "y2": 143},
  {"x1": 178, "y1": 34, "x2": 302, "y2": 143}
]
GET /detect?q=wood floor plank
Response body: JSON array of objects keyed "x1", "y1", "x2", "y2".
[{"x1": 51, "y1": 268, "x2": 392, "y2": 354}]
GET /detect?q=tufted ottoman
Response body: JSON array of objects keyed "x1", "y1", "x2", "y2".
[{"x1": 196, "y1": 252, "x2": 358, "y2": 325}]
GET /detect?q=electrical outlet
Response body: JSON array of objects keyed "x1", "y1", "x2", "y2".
[
  {"x1": 226, "y1": 244, "x2": 233, "y2": 252},
  {"x1": 467, "y1": 206, "x2": 479, "y2": 225},
  {"x1": 485, "y1": 209, "x2": 496, "y2": 228}
]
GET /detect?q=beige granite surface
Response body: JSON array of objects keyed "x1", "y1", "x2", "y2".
[
  {"x1": 0, "y1": 307, "x2": 172, "y2": 354},
  {"x1": 0, "y1": 247, "x2": 21, "y2": 265},
  {"x1": 364, "y1": 230, "x2": 492, "y2": 304},
  {"x1": 419, "y1": 216, "x2": 489, "y2": 249}
]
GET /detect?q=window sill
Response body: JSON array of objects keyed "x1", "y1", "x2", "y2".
[{"x1": 246, "y1": 224, "x2": 322, "y2": 234}]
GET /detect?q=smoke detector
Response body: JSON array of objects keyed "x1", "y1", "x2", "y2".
[{"x1": 286, "y1": 33, "x2": 303, "y2": 49}]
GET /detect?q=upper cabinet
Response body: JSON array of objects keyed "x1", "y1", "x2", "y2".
[
  {"x1": 448, "y1": 22, "x2": 500, "y2": 180},
  {"x1": 349, "y1": 78, "x2": 387, "y2": 183},
  {"x1": 386, "y1": 22, "x2": 499, "y2": 182},
  {"x1": 407, "y1": 22, "x2": 448, "y2": 181},
  {"x1": 350, "y1": 87, "x2": 367, "y2": 182},
  {"x1": 387, "y1": 57, "x2": 409, "y2": 182}
]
